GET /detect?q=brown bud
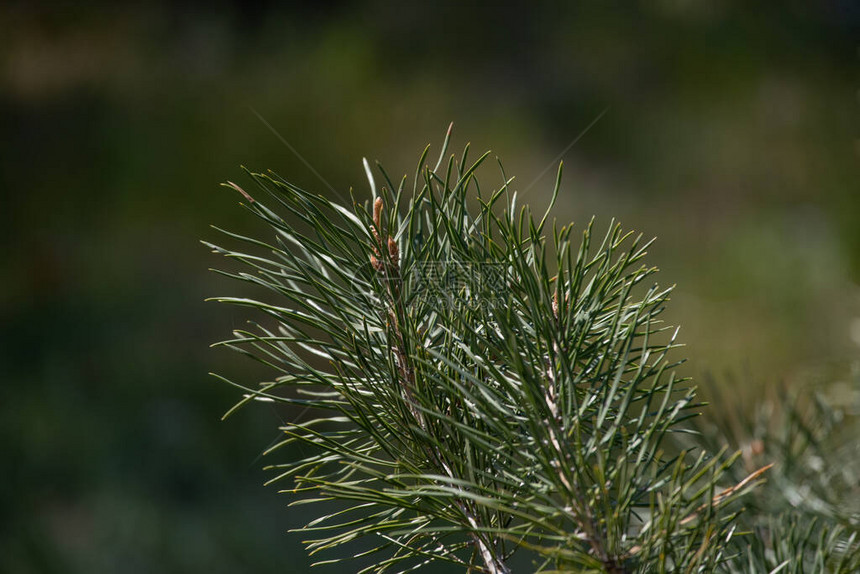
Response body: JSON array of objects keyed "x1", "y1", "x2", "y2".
[
  {"x1": 370, "y1": 254, "x2": 383, "y2": 272},
  {"x1": 373, "y1": 197, "x2": 383, "y2": 230},
  {"x1": 750, "y1": 439, "x2": 764, "y2": 456},
  {"x1": 387, "y1": 237, "x2": 399, "y2": 266}
]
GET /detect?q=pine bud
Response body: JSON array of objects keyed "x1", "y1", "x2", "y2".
[
  {"x1": 387, "y1": 236, "x2": 399, "y2": 267},
  {"x1": 373, "y1": 197, "x2": 383, "y2": 230}
]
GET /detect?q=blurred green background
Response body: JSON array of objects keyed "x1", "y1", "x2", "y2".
[{"x1": 1, "y1": 1, "x2": 858, "y2": 572}]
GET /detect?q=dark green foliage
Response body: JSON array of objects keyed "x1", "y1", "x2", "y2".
[{"x1": 678, "y1": 385, "x2": 860, "y2": 573}]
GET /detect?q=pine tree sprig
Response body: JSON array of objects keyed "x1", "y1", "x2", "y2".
[{"x1": 206, "y1": 130, "x2": 782, "y2": 573}]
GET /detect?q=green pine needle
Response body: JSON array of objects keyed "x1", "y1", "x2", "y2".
[{"x1": 206, "y1": 129, "x2": 854, "y2": 573}]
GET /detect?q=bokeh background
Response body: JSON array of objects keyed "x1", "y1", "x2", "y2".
[{"x1": 1, "y1": 2, "x2": 858, "y2": 572}]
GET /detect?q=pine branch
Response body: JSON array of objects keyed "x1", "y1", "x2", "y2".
[{"x1": 206, "y1": 129, "x2": 779, "y2": 573}]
